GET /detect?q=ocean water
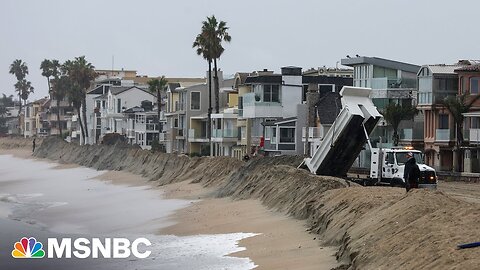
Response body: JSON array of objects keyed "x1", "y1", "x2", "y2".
[{"x1": 0, "y1": 155, "x2": 257, "y2": 270}]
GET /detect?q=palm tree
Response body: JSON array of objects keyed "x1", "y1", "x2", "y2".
[
  {"x1": 442, "y1": 94, "x2": 480, "y2": 171},
  {"x1": 40, "y1": 59, "x2": 60, "y2": 94},
  {"x1": 148, "y1": 76, "x2": 168, "y2": 137},
  {"x1": 15, "y1": 79, "x2": 34, "y2": 106},
  {"x1": 193, "y1": 24, "x2": 214, "y2": 156},
  {"x1": 51, "y1": 75, "x2": 70, "y2": 137},
  {"x1": 199, "y1": 15, "x2": 231, "y2": 114},
  {"x1": 383, "y1": 102, "x2": 418, "y2": 146},
  {"x1": 9, "y1": 59, "x2": 29, "y2": 132},
  {"x1": 67, "y1": 56, "x2": 96, "y2": 144}
]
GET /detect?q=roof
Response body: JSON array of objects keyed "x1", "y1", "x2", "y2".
[
  {"x1": 123, "y1": 106, "x2": 144, "y2": 113},
  {"x1": 425, "y1": 64, "x2": 464, "y2": 75},
  {"x1": 110, "y1": 86, "x2": 137, "y2": 95},
  {"x1": 245, "y1": 74, "x2": 282, "y2": 84},
  {"x1": 94, "y1": 93, "x2": 108, "y2": 99},
  {"x1": 315, "y1": 92, "x2": 342, "y2": 125},
  {"x1": 234, "y1": 72, "x2": 252, "y2": 88},
  {"x1": 168, "y1": 83, "x2": 181, "y2": 92},
  {"x1": 455, "y1": 64, "x2": 480, "y2": 72},
  {"x1": 88, "y1": 85, "x2": 108, "y2": 95},
  {"x1": 302, "y1": 75, "x2": 353, "y2": 85},
  {"x1": 341, "y1": 56, "x2": 420, "y2": 73}
]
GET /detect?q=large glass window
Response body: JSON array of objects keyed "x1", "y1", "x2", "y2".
[
  {"x1": 471, "y1": 117, "x2": 480, "y2": 129},
  {"x1": 190, "y1": 91, "x2": 200, "y2": 110},
  {"x1": 471, "y1": 77, "x2": 480, "y2": 94},
  {"x1": 279, "y1": 127, "x2": 295, "y2": 143},
  {"x1": 263, "y1": 85, "x2": 280, "y2": 102},
  {"x1": 438, "y1": 114, "x2": 449, "y2": 129}
]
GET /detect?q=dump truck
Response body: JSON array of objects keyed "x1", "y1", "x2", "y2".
[
  {"x1": 303, "y1": 86, "x2": 437, "y2": 188},
  {"x1": 370, "y1": 147, "x2": 437, "y2": 188}
]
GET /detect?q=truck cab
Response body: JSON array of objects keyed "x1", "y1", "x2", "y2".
[{"x1": 370, "y1": 148, "x2": 437, "y2": 189}]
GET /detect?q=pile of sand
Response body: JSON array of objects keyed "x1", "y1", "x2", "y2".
[{"x1": 5, "y1": 137, "x2": 480, "y2": 269}]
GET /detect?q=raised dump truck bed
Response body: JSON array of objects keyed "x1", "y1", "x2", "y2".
[{"x1": 304, "y1": 87, "x2": 382, "y2": 176}]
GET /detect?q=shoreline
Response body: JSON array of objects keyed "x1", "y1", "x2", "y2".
[
  {"x1": 6, "y1": 137, "x2": 480, "y2": 269},
  {"x1": 0, "y1": 147, "x2": 339, "y2": 269}
]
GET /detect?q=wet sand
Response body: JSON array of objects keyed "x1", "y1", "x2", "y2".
[
  {"x1": 160, "y1": 181, "x2": 339, "y2": 270},
  {"x1": 0, "y1": 147, "x2": 340, "y2": 270}
]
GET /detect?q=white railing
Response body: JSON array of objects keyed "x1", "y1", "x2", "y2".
[
  {"x1": 436, "y1": 129, "x2": 452, "y2": 141},
  {"x1": 469, "y1": 129, "x2": 480, "y2": 142},
  {"x1": 302, "y1": 127, "x2": 323, "y2": 140}
]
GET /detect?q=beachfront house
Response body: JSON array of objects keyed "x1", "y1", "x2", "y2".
[
  {"x1": 457, "y1": 63, "x2": 480, "y2": 173},
  {"x1": 85, "y1": 83, "x2": 156, "y2": 144}
]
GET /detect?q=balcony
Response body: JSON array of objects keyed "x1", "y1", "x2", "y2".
[
  {"x1": 370, "y1": 77, "x2": 416, "y2": 90},
  {"x1": 146, "y1": 123, "x2": 159, "y2": 131},
  {"x1": 176, "y1": 128, "x2": 186, "y2": 139},
  {"x1": 302, "y1": 127, "x2": 323, "y2": 142},
  {"x1": 399, "y1": 127, "x2": 424, "y2": 141},
  {"x1": 469, "y1": 129, "x2": 480, "y2": 142},
  {"x1": 188, "y1": 129, "x2": 208, "y2": 143},
  {"x1": 436, "y1": 129, "x2": 454, "y2": 142},
  {"x1": 212, "y1": 129, "x2": 238, "y2": 143},
  {"x1": 159, "y1": 132, "x2": 167, "y2": 142},
  {"x1": 174, "y1": 101, "x2": 185, "y2": 112},
  {"x1": 241, "y1": 93, "x2": 282, "y2": 118}
]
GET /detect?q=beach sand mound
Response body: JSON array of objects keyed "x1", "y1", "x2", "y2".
[
  {"x1": 7, "y1": 137, "x2": 480, "y2": 269},
  {"x1": 311, "y1": 187, "x2": 480, "y2": 269}
]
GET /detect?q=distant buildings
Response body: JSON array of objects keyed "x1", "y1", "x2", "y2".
[{"x1": 10, "y1": 58, "x2": 480, "y2": 174}]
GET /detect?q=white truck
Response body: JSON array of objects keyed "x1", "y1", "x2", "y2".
[
  {"x1": 370, "y1": 147, "x2": 437, "y2": 188},
  {"x1": 303, "y1": 86, "x2": 437, "y2": 189}
]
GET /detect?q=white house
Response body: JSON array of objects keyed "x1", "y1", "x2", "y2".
[{"x1": 84, "y1": 84, "x2": 156, "y2": 144}]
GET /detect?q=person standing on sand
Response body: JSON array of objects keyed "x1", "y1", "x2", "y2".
[
  {"x1": 32, "y1": 138, "x2": 36, "y2": 153},
  {"x1": 404, "y1": 152, "x2": 420, "y2": 192}
]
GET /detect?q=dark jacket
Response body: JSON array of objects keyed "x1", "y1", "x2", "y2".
[{"x1": 404, "y1": 157, "x2": 420, "y2": 190}]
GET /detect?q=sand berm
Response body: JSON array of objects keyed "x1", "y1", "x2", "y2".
[{"x1": 7, "y1": 137, "x2": 480, "y2": 269}]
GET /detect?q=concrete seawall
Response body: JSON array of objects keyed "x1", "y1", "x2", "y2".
[{"x1": 7, "y1": 137, "x2": 479, "y2": 269}]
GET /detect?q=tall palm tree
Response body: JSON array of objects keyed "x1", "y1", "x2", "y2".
[
  {"x1": 9, "y1": 60, "x2": 31, "y2": 134},
  {"x1": 193, "y1": 25, "x2": 214, "y2": 156},
  {"x1": 148, "y1": 76, "x2": 168, "y2": 137},
  {"x1": 383, "y1": 102, "x2": 418, "y2": 146},
  {"x1": 67, "y1": 56, "x2": 96, "y2": 144},
  {"x1": 40, "y1": 59, "x2": 60, "y2": 94},
  {"x1": 442, "y1": 94, "x2": 480, "y2": 171},
  {"x1": 199, "y1": 15, "x2": 231, "y2": 114}
]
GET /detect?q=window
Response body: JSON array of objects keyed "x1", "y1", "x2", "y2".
[
  {"x1": 302, "y1": 85, "x2": 309, "y2": 102},
  {"x1": 279, "y1": 127, "x2": 295, "y2": 143},
  {"x1": 472, "y1": 117, "x2": 480, "y2": 129},
  {"x1": 271, "y1": 127, "x2": 277, "y2": 143},
  {"x1": 319, "y1": 84, "x2": 334, "y2": 94},
  {"x1": 471, "y1": 77, "x2": 480, "y2": 94},
  {"x1": 174, "y1": 118, "x2": 178, "y2": 128},
  {"x1": 102, "y1": 100, "x2": 106, "y2": 108},
  {"x1": 190, "y1": 91, "x2": 200, "y2": 110},
  {"x1": 117, "y1": 98, "x2": 122, "y2": 113},
  {"x1": 438, "y1": 114, "x2": 449, "y2": 129},
  {"x1": 263, "y1": 85, "x2": 280, "y2": 102},
  {"x1": 96, "y1": 101, "x2": 101, "y2": 109},
  {"x1": 26, "y1": 122, "x2": 30, "y2": 131},
  {"x1": 385, "y1": 152, "x2": 394, "y2": 164}
]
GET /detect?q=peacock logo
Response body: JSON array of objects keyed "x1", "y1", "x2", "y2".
[{"x1": 12, "y1": 237, "x2": 45, "y2": 258}]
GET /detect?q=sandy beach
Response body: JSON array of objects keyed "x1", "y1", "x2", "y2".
[
  {"x1": 160, "y1": 181, "x2": 339, "y2": 270},
  {"x1": 0, "y1": 139, "x2": 339, "y2": 270}
]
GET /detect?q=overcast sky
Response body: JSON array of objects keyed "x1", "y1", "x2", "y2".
[{"x1": 1, "y1": 0, "x2": 478, "y2": 100}]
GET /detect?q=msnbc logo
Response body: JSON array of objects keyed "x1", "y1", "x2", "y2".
[{"x1": 12, "y1": 237, "x2": 45, "y2": 258}]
